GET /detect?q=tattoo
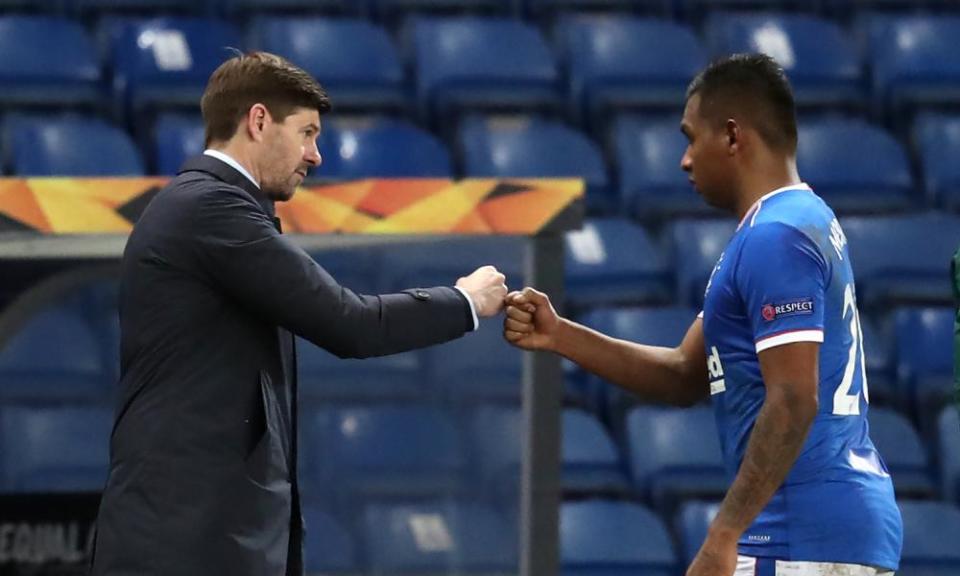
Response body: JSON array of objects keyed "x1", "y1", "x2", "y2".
[{"x1": 712, "y1": 390, "x2": 814, "y2": 537}]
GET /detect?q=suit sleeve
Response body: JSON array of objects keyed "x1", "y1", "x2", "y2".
[
  {"x1": 189, "y1": 186, "x2": 472, "y2": 358},
  {"x1": 735, "y1": 222, "x2": 828, "y2": 354}
]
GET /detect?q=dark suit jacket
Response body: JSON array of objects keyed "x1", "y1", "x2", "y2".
[{"x1": 90, "y1": 155, "x2": 472, "y2": 576}]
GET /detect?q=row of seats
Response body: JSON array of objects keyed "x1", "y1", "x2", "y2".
[
  {"x1": 302, "y1": 498, "x2": 960, "y2": 575},
  {"x1": 2, "y1": 402, "x2": 959, "y2": 573},
  {"x1": 6, "y1": 0, "x2": 958, "y2": 19},
  {"x1": 2, "y1": 400, "x2": 958, "y2": 507},
  {"x1": 6, "y1": 112, "x2": 960, "y2": 215},
  {"x1": 2, "y1": 13, "x2": 960, "y2": 129}
]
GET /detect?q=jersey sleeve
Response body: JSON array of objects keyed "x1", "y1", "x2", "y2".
[{"x1": 735, "y1": 222, "x2": 829, "y2": 354}]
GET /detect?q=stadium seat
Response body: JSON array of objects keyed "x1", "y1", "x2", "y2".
[
  {"x1": 868, "y1": 407, "x2": 936, "y2": 498},
  {"x1": 369, "y1": 0, "x2": 511, "y2": 21},
  {"x1": 66, "y1": 0, "x2": 200, "y2": 17},
  {"x1": 297, "y1": 337, "x2": 425, "y2": 403},
  {"x1": 321, "y1": 118, "x2": 453, "y2": 179},
  {"x1": 412, "y1": 17, "x2": 560, "y2": 124},
  {"x1": 898, "y1": 500, "x2": 960, "y2": 575},
  {"x1": 867, "y1": 15, "x2": 960, "y2": 126},
  {"x1": 525, "y1": 0, "x2": 672, "y2": 19},
  {"x1": 564, "y1": 218, "x2": 672, "y2": 310},
  {"x1": 5, "y1": 115, "x2": 145, "y2": 176},
  {"x1": 669, "y1": 218, "x2": 737, "y2": 308},
  {"x1": 561, "y1": 500, "x2": 678, "y2": 576},
  {"x1": 153, "y1": 112, "x2": 203, "y2": 175},
  {"x1": 894, "y1": 307, "x2": 954, "y2": 432},
  {"x1": 842, "y1": 213, "x2": 960, "y2": 308},
  {"x1": 425, "y1": 318, "x2": 522, "y2": 404},
  {"x1": 248, "y1": 18, "x2": 406, "y2": 114},
  {"x1": 678, "y1": 0, "x2": 811, "y2": 18},
  {"x1": 625, "y1": 406, "x2": 728, "y2": 513},
  {"x1": 913, "y1": 112, "x2": 960, "y2": 211},
  {"x1": 614, "y1": 115, "x2": 719, "y2": 220},
  {"x1": 0, "y1": 406, "x2": 112, "y2": 492},
  {"x1": 675, "y1": 500, "x2": 720, "y2": 567},
  {"x1": 938, "y1": 407, "x2": 960, "y2": 504},
  {"x1": 577, "y1": 306, "x2": 698, "y2": 423},
  {"x1": 0, "y1": 16, "x2": 101, "y2": 109},
  {"x1": 219, "y1": 0, "x2": 353, "y2": 17},
  {"x1": 470, "y1": 407, "x2": 630, "y2": 499},
  {"x1": 859, "y1": 315, "x2": 896, "y2": 408},
  {"x1": 304, "y1": 406, "x2": 468, "y2": 503},
  {"x1": 0, "y1": 302, "x2": 110, "y2": 402},
  {"x1": 797, "y1": 118, "x2": 914, "y2": 212},
  {"x1": 385, "y1": 236, "x2": 523, "y2": 293},
  {"x1": 363, "y1": 501, "x2": 517, "y2": 574},
  {"x1": 557, "y1": 16, "x2": 706, "y2": 127},
  {"x1": 458, "y1": 116, "x2": 611, "y2": 212},
  {"x1": 704, "y1": 13, "x2": 863, "y2": 111},
  {"x1": 108, "y1": 17, "x2": 242, "y2": 121},
  {"x1": 301, "y1": 507, "x2": 357, "y2": 574}
]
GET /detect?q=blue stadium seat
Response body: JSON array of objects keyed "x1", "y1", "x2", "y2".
[
  {"x1": 0, "y1": 406, "x2": 112, "y2": 492},
  {"x1": 0, "y1": 16, "x2": 100, "y2": 109},
  {"x1": 297, "y1": 337, "x2": 425, "y2": 403},
  {"x1": 578, "y1": 306, "x2": 698, "y2": 423},
  {"x1": 868, "y1": 407, "x2": 936, "y2": 497},
  {"x1": 304, "y1": 406, "x2": 467, "y2": 503},
  {"x1": 913, "y1": 112, "x2": 960, "y2": 211},
  {"x1": 458, "y1": 116, "x2": 611, "y2": 212},
  {"x1": 614, "y1": 115, "x2": 719, "y2": 220},
  {"x1": 526, "y1": 0, "x2": 672, "y2": 18},
  {"x1": 842, "y1": 214, "x2": 960, "y2": 308},
  {"x1": 385, "y1": 236, "x2": 523, "y2": 293},
  {"x1": 675, "y1": 500, "x2": 720, "y2": 567},
  {"x1": 564, "y1": 219, "x2": 671, "y2": 309},
  {"x1": 67, "y1": 0, "x2": 200, "y2": 17},
  {"x1": 669, "y1": 218, "x2": 737, "y2": 308},
  {"x1": 370, "y1": 0, "x2": 511, "y2": 21},
  {"x1": 558, "y1": 16, "x2": 706, "y2": 127},
  {"x1": 108, "y1": 17, "x2": 242, "y2": 120},
  {"x1": 412, "y1": 17, "x2": 560, "y2": 124},
  {"x1": 899, "y1": 500, "x2": 960, "y2": 575},
  {"x1": 561, "y1": 500, "x2": 678, "y2": 576},
  {"x1": 798, "y1": 119, "x2": 914, "y2": 212},
  {"x1": 625, "y1": 406, "x2": 728, "y2": 513},
  {"x1": 425, "y1": 318, "x2": 522, "y2": 403},
  {"x1": 868, "y1": 15, "x2": 960, "y2": 126},
  {"x1": 859, "y1": 315, "x2": 896, "y2": 408},
  {"x1": 321, "y1": 118, "x2": 452, "y2": 179},
  {"x1": 219, "y1": 0, "x2": 352, "y2": 17},
  {"x1": 704, "y1": 13, "x2": 863, "y2": 111},
  {"x1": 938, "y1": 407, "x2": 960, "y2": 504},
  {"x1": 248, "y1": 18, "x2": 405, "y2": 114},
  {"x1": 0, "y1": 302, "x2": 110, "y2": 402},
  {"x1": 363, "y1": 501, "x2": 517, "y2": 574},
  {"x1": 470, "y1": 407, "x2": 629, "y2": 499},
  {"x1": 302, "y1": 507, "x2": 357, "y2": 574},
  {"x1": 5, "y1": 115, "x2": 144, "y2": 176},
  {"x1": 894, "y1": 307, "x2": 955, "y2": 431},
  {"x1": 678, "y1": 0, "x2": 810, "y2": 18},
  {"x1": 153, "y1": 112, "x2": 203, "y2": 175}
]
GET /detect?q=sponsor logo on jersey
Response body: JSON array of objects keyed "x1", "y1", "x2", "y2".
[{"x1": 761, "y1": 298, "x2": 813, "y2": 322}]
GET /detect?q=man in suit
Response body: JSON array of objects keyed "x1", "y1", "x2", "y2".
[{"x1": 90, "y1": 51, "x2": 508, "y2": 576}]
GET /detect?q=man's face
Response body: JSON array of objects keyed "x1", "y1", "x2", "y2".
[
  {"x1": 680, "y1": 94, "x2": 736, "y2": 212},
  {"x1": 259, "y1": 107, "x2": 322, "y2": 202}
]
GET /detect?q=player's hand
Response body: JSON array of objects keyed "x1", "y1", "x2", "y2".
[
  {"x1": 686, "y1": 531, "x2": 737, "y2": 576},
  {"x1": 503, "y1": 287, "x2": 560, "y2": 351},
  {"x1": 456, "y1": 265, "x2": 508, "y2": 317}
]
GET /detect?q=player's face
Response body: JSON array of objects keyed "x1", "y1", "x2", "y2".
[
  {"x1": 259, "y1": 107, "x2": 322, "y2": 202},
  {"x1": 680, "y1": 94, "x2": 735, "y2": 211}
]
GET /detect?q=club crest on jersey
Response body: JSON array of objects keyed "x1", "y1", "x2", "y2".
[{"x1": 761, "y1": 298, "x2": 814, "y2": 322}]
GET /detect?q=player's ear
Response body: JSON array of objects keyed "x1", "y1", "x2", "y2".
[{"x1": 725, "y1": 119, "x2": 740, "y2": 155}]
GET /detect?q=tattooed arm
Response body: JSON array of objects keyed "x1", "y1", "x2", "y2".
[{"x1": 686, "y1": 341, "x2": 819, "y2": 576}]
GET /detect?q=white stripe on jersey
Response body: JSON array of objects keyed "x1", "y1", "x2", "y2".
[{"x1": 755, "y1": 329, "x2": 825, "y2": 353}]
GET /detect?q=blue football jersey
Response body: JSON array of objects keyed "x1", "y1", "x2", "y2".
[{"x1": 701, "y1": 183, "x2": 902, "y2": 569}]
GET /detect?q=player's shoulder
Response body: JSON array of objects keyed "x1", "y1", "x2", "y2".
[{"x1": 749, "y1": 184, "x2": 834, "y2": 231}]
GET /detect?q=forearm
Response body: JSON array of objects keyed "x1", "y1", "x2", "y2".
[
  {"x1": 710, "y1": 390, "x2": 816, "y2": 540},
  {"x1": 552, "y1": 318, "x2": 706, "y2": 406}
]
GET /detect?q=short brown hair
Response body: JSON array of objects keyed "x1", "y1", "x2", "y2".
[{"x1": 201, "y1": 51, "x2": 332, "y2": 146}]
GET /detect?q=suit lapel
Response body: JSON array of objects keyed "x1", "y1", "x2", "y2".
[{"x1": 178, "y1": 155, "x2": 276, "y2": 219}]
